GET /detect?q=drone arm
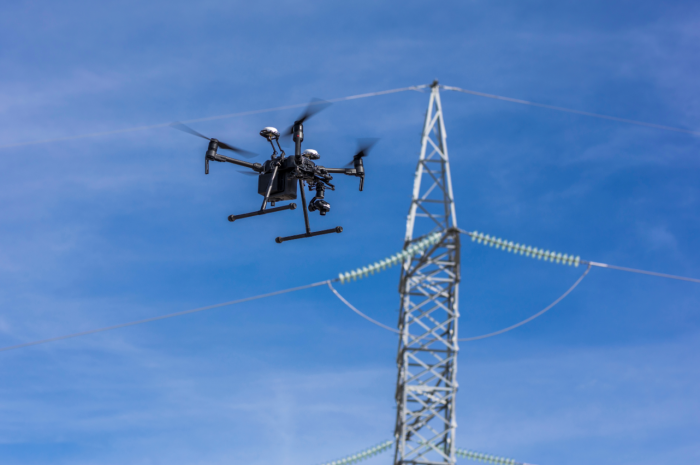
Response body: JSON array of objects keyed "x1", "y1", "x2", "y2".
[
  {"x1": 324, "y1": 167, "x2": 356, "y2": 175},
  {"x1": 212, "y1": 153, "x2": 263, "y2": 171},
  {"x1": 323, "y1": 167, "x2": 364, "y2": 191}
]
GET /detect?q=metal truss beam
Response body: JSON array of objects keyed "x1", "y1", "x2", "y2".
[{"x1": 394, "y1": 81, "x2": 460, "y2": 465}]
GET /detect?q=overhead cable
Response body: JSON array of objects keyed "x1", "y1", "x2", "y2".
[
  {"x1": 4, "y1": 81, "x2": 697, "y2": 150},
  {"x1": 586, "y1": 261, "x2": 700, "y2": 284},
  {"x1": 327, "y1": 282, "x2": 399, "y2": 334},
  {"x1": 341, "y1": 228, "x2": 700, "y2": 286},
  {"x1": 0, "y1": 280, "x2": 331, "y2": 353},
  {"x1": 463, "y1": 229, "x2": 700, "y2": 284},
  {"x1": 328, "y1": 265, "x2": 591, "y2": 342},
  {"x1": 0, "y1": 85, "x2": 426, "y2": 150},
  {"x1": 3, "y1": 228, "x2": 698, "y2": 354},
  {"x1": 441, "y1": 85, "x2": 700, "y2": 137},
  {"x1": 459, "y1": 264, "x2": 591, "y2": 341}
]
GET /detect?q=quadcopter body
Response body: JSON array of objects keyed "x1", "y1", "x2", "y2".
[{"x1": 173, "y1": 102, "x2": 372, "y2": 243}]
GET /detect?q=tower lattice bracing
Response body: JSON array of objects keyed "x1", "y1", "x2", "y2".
[{"x1": 394, "y1": 82, "x2": 460, "y2": 465}]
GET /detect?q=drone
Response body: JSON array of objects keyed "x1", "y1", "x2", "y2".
[{"x1": 172, "y1": 100, "x2": 374, "y2": 243}]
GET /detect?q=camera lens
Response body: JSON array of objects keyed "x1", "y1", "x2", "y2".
[{"x1": 310, "y1": 199, "x2": 331, "y2": 215}]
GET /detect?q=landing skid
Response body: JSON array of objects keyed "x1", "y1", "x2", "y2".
[
  {"x1": 228, "y1": 203, "x2": 296, "y2": 222},
  {"x1": 276, "y1": 226, "x2": 343, "y2": 243},
  {"x1": 228, "y1": 179, "x2": 344, "y2": 243},
  {"x1": 273, "y1": 179, "x2": 343, "y2": 243}
]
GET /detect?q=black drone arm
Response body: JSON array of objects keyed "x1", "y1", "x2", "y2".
[
  {"x1": 322, "y1": 167, "x2": 364, "y2": 191},
  {"x1": 207, "y1": 152, "x2": 262, "y2": 171},
  {"x1": 323, "y1": 167, "x2": 355, "y2": 174}
]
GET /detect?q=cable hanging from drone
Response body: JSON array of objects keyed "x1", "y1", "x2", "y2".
[{"x1": 170, "y1": 98, "x2": 374, "y2": 244}]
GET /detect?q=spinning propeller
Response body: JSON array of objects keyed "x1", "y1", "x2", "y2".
[
  {"x1": 345, "y1": 138, "x2": 378, "y2": 167},
  {"x1": 237, "y1": 170, "x2": 259, "y2": 176},
  {"x1": 171, "y1": 122, "x2": 257, "y2": 158},
  {"x1": 345, "y1": 139, "x2": 378, "y2": 191},
  {"x1": 281, "y1": 98, "x2": 332, "y2": 143}
]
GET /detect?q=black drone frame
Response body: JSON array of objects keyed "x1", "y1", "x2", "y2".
[{"x1": 204, "y1": 120, "x2": 366, "y2": 243}]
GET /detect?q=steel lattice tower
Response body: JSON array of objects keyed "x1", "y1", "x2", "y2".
[{"x1": 394, "y1": 81, "x2": 460, "y2": 465}]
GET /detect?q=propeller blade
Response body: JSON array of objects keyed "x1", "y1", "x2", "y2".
[
  {"x1": 281, "y1": 98, "x2": 332, "y2": 141},
  {"x1": 356, "y1": 138, "x2": 379, "y2": 156},
  {"x1": 170, "y1": 122, "x2": 210, "y2": 140},
  {"x1": 281, "y1": 125, "x2": 294, "y2": 139},
  {"x1": 217, "y1": 140, "x2": 259, "y2": 158},
  {"x1": 171, "y1": 122, "x2": 258, "y2": 158},
  {"x1": 296, "y1": 98, "x2": 332, "y2": 124},
  {"x1": 237, "y1": 170, "x2": 260, "y2": 176},
  {"x1": 345, "y1": 138, "x2": 379, "y2": 166}
]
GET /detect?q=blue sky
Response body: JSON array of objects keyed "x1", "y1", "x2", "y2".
[{"x1": 1, "y1": 1, "x2": 699, "y2": 464}]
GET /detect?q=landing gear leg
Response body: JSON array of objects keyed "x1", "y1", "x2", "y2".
[{"x1": 275, "y1": 179, "x2": 342, "y2": 243}]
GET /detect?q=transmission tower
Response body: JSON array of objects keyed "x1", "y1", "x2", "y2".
[{"x1": 393, "y1": 81, "x2": 461, "y2": 465}]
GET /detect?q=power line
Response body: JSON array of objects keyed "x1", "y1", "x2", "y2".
[
  {"x1": 464, "y1": 229, "x2": 700, "y2": 284},
  {"x1": 3, "y1": 228, "x2": 698, "y2": 354},
  {"x1": 7, "y1": 81, "x2": 696, "y2": 151},
  {"x1": 338, "y1": 227, "x2": 700, "y2": 285},
  {"x1": 0, "y1": 263, "x2": 586, "y2": 354},
  {"x1": 0, "y1": 85, "x2": 426, "y2": 150},
  {"x1": 459, "y1": 264, "x2": 590, "y2": 342},
  {"x1": 441, "y1": 85, "x2": 700, "y2": 137},
  {"x1": 327, "y1": 265, "x2": 591, "y2": 342},
  {"x1": 586, "y1": 261, "x2": 700, "y2": 284},
  {"x1": 0, "y1": 280, "x2": 331, "y2": 353},
  {"x1": 327, "y1": 281, "x2": 399, "y2": 334}
]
